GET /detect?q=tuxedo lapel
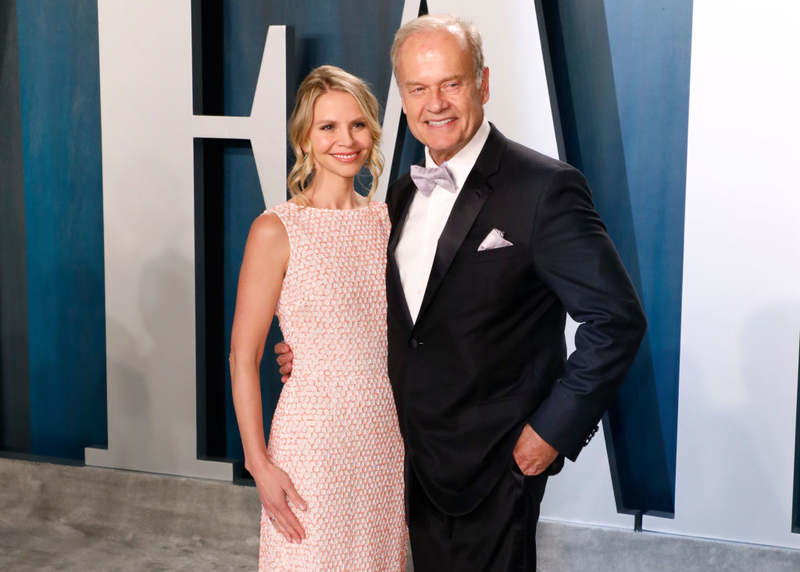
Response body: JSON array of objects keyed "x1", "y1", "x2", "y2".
[
  {"x1": 387, "y1": 178, "x2": 417, "y2": 329},
  {"x1": 414, "y1": 126, "x2": 506, "y2": 326},
  {"x1": 388, "y1": 178, "x2": 416, "y2": 256}
]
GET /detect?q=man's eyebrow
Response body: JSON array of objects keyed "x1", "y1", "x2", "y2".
[{"x1": 404, "y1": 75, "x2": 464, "y2": 87}]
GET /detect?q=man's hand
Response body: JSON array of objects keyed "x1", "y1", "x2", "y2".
[
  {"x1": 512, "y1": 424, "x2": 559, "y2": 476},
  {"x1": 274, "y1": 341, "x2": 293, "y2": 383}
]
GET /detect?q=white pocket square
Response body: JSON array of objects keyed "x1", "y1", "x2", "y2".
[{"x1": 478, "y1": 228, "x2": 513, "y2": 251}]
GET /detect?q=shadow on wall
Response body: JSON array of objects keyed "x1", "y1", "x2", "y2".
[
  {"x1": 104, "y1": 250, "x2": 200, "y2": 468},
  {"x1": 673, "y1": 300, "x2": 799, "y2": 539}
]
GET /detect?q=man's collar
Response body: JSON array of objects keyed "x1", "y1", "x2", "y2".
[{"x1": 424, "y1": 119, "x2": 491, "y2": 191}]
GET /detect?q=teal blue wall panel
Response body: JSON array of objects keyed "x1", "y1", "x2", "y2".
[
  {"x1": 541, "y1": 0, "x2": 692, "y2": 515},
  {"x1": 16, "y1": 0, "x2": 106, "y2": 458},
  {"x1": 605, "y1": 0, "x2": 692, "y2": 496},
  {"x1": 0, "y1": 0, "x2": 32, "y2": 454}
]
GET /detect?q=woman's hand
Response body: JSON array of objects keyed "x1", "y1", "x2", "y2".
[{"x1": 252, "y1": 461, "x2": 308, "y2": 543}]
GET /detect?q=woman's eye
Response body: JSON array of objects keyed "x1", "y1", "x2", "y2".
[{"x1": 321, "y1": 124, "x2": 333, "y2": 130}]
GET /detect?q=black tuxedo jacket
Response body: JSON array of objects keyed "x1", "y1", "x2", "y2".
[{"x1": 385, "y1": 125, "x2": 646, "y2": 516}]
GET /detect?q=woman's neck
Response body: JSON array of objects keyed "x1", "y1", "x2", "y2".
[{"x1": 303, "y1": 173, "x2": 365, "y2": 210}]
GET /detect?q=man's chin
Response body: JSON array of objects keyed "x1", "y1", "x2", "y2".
[
  {"x1": 413, "y1": 129, "x2": 458, "y2": 151},
  {"x1": 429, "y1": 144, "x2": 461, "y2": 164}
]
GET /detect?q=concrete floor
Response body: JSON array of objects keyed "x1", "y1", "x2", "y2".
[
  {"x1": 0, "y1": 520, "x2": 255, "y2": 571},
  {"x1": 2, "y1": 458, "x2": 800, "y2": 571}
]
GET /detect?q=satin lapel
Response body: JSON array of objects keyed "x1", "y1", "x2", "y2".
[
  {"x1": 387, "y1": 178, "x2": 417, "y2": 329},
  {"x1": 388, "y1": 178, "x2": 417, "y2": 256},
  {"x1": 414, "y1": 125, "x2": 506, "y2": 327}
]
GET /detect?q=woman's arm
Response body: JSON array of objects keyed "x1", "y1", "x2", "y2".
[{"x1": 229, "y1": 212, "x2": 306, "y2": 543}]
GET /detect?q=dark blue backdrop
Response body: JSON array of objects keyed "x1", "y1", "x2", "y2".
[{"x1": 13, "y1": 0, "x2": 107, "y2": 459}]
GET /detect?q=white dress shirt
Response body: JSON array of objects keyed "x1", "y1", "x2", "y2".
[{"x1": 395, "y1": 120, "x2": 492, "y2": 323}]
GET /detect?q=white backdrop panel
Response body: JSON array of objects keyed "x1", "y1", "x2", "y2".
[
  {"x1": 643, "y1": 1, "x2": 800, "y2": 548},
  {"x1": 87, "y1": 0, "x2": 235, "y2": 479}
]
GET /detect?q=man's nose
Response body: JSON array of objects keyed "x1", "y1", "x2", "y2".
[{"x1": 425, "y1": 89, "x2": 446, "y2": 112}]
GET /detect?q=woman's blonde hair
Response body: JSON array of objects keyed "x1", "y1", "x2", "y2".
[{"x1": 287, "y1": 65, "x2": 384, "y2": 202}]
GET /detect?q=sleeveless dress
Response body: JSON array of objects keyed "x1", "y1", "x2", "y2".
[{"x1": 259, "y1": 201, "x2": 407, "y2": 571}]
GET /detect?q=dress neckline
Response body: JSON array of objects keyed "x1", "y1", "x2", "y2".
[{"x1": 285, "y1": 200, "x2": 377, "y2": 212}]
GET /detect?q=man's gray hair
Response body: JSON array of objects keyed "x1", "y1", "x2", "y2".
[{"x1": 390, "y1": 14, "x2": 486, "y2": 89}]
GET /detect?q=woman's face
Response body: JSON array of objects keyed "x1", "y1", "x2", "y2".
[{"x1": 305, "y1": 90, "x2": 373, "y2": 183}]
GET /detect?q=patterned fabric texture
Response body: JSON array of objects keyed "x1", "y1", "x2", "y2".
[{"x1": 259, "y1": 201, "x2": 407, "y2": 571}]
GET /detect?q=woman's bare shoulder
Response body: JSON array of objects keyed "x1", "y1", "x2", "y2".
[{"x1": 248, "y1": 211, "x2": 289, "y2": 253}]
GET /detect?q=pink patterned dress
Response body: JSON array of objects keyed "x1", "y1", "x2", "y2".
[{"x1": 259, "y1": 200, "x2": 407, "y2": 571}]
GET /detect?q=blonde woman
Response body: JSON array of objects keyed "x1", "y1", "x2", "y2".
[{"x1": 229, "y1": 66, "x2": 406, "y2": 571}]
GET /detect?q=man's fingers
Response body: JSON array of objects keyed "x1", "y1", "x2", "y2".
[
  {"x1": 278, "y1": 360, "x2": 292, "y2": 375},
  {"x1": 514, "y1": 447, "x2": 550, "y2": 476},
  {"x1": 273, "y1": 341, "x2": 288, "y2": 354},
  {"x1": 528, "y1": 463, "x2": 545, "y2": 476},
  {"x1": 276, "y1": 351, "x2": 293, "y2": 368}
]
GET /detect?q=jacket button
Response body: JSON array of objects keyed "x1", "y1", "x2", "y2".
[{"x1": 409, "y1": 338, "x2": 418, "y2": 349}]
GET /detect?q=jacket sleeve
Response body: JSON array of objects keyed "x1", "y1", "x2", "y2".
[{"x1": 526, "y1": 166, "x2": 647, "y2": 461}]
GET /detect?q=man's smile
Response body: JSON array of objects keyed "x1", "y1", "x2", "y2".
[{"x1": 425, "y1": 118, "x2": 457, "y2": 127}]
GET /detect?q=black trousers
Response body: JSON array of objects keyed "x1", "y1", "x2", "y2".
[{"x1": 408, "y1": 459, "x2": 549, "y2": 572}]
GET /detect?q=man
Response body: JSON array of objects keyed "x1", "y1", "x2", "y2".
[{"x1": 278, "y1": 14, "x2": 646, "y2": 571}]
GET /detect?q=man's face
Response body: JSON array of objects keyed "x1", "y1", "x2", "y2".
[{"x1": 395, "y1": 31, "x2": 489, "y2": 165}]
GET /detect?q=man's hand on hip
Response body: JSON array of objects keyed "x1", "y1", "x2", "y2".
[{"x1": 512, "y1": 424, "x2": 559, "y2": 476}]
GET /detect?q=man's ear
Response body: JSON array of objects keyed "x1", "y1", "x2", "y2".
[{"x1": 480, "y1": 67, "x2": 490, "y2": 105}]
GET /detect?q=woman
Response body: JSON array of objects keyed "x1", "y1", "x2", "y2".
[{"x1": 229, "y1": 65, "x2": 406, "y2": 571}]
